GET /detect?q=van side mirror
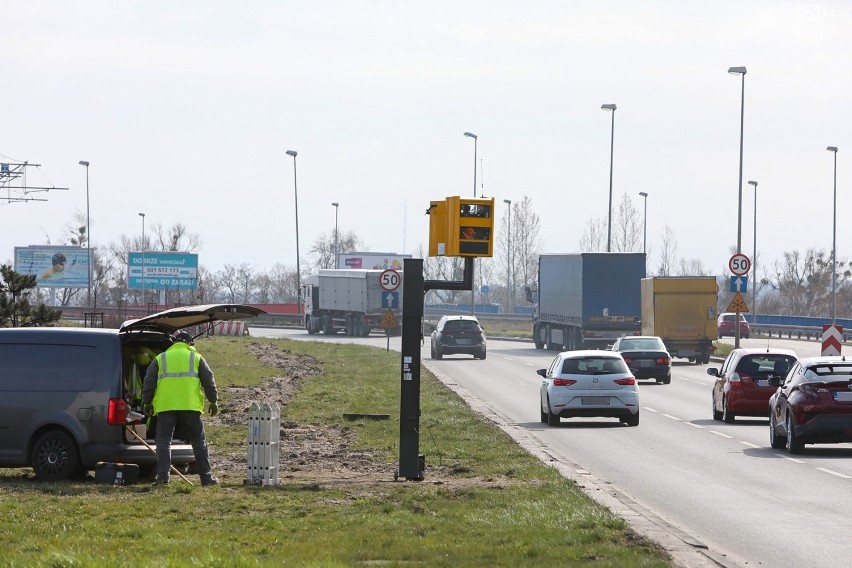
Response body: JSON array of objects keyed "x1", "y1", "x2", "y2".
[{"x1": 525, "y1": 286, "x2": 534, "y2": 303}]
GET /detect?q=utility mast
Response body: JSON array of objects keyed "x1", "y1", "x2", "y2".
[{"x1": 1, "y1": 160, "x2": 68, "y2": 203}]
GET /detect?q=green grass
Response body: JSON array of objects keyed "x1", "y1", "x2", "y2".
[{"x1": 0, "y1": 337, "x2": 670, "y2": 567}]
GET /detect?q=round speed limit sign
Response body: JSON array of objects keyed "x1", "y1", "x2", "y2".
[
  {"x1": 379, "y1": 269, "x2": 401, "y2": 291},
  {"x1": 729, "y1": 253, "x2": 751, "y2": 276}
]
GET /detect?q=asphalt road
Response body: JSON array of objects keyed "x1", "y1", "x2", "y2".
[{"x1": 250, "y1": 327, "x2": 852, "y2": 568}]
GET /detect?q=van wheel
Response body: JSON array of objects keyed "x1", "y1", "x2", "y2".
[{"x1": 31, "y1": 430, "x2": 81, "y2": 481}]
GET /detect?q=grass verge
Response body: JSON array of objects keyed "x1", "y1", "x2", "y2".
[{"x1": 0, "y1": 337, "x2": 670, "y2": 567}]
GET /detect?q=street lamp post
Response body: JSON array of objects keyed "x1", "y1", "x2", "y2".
[
  {"x1": 503, "y1": 198, "x2": 512, "y2": 312},
  {"x1": 728, "y1": 66, "x2": 747, "y2": 348},
  {"x1": 463, "y1": 132, "x2": 478, "y2": 197},
  {"x1": 138, "y1": 212, "x2": 145, "y2": 307},
  {"x1": 638, "y1": 192, "x2": 648, "y2": 255},
  {"x1": 332, "y1": 202, "x2": 339, "y2": 268},
  {"x1": 286, "y1": 150, "x2": 302, "y2": 316},
  {"x1": 828, "y1": 146, "x2": 839, "y2": 324},
  {"x1": 747, "y1": 180, "x2": 758, "y2": 329},
  {"x1": 601, "y1": 104, "x2": 617, "y2": 252},
  {"x1": 464, "y1": 132, "x2": 478, "y2": 314},
  {"x1": 78, "y1": 160, "x2": 91, "y2": 308}
]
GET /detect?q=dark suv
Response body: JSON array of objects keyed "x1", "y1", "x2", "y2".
[
  {"x1": 430, "y1": 315, "x2": 487, "y2": 360},
  {"x1": 0, "y1": 304, "x2": 263, "y2": 481}
]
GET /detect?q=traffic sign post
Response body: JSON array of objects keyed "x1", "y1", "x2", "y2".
[
  {"x1": 379, "y1": 269, "x2": 401, "y2": 292},
  {"x1": 729, "y1": 254, "x2": 751, "y2": 348},
  {"x1": 729, "y1": 253, "x2": 751, "y2": 276}
]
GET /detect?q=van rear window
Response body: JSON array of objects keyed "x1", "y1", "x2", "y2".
[{"x1": 0, "y1": 344, "x2": 96, "y2": 391}]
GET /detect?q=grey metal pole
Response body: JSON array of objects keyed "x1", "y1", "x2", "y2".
[
  {"x1": 728, "y1": 66, "x2": 747, "y2": 348},
  {"x1": 503, "y1": 198, "x2": 512, "y2": 312},
  {"x1": 463, "y1": 132, "x2": 478, "y2": 315},
  {"x1": 78, "y1": 161, "x2": 91, "y2": 308},
  {"x1": 139, "y1": 213, "x2": 145, "y2": 308},
  {"x1": 748, "y1": 181, "x2": 757, "y2": 330},
  {"x1": 601, "y1": 105, "x2": 617, "y2": 252},
  {"x1": 639, "y1": 192, "x2": 648, "y2": 254},
  {"x1": 828, "y1": 146, "x2": 839, "y2": 324},
  {"x1": 286, "y1": 150, "x2": 302, "y2": 316},
  {"x1": 332, "y1": 202, "x2": 339, "y2": 268}
]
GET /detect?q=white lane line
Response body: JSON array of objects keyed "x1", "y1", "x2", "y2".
[
  {"x1": 775, "y1": 454, "x2": 806, "y2": 464},
  {"x1": 685, "y1": 422, "x2": 704, "y2": 429},
  {"x1": 740, "y1": 441, "x2": 761, "y2": 449},
  {"x1": 816, "y1": 468, "x2": 852, "y2": 479},
  {"x1": 644, "y1": 407, "x2": 659, "y2": 413},
  {"x1": 662, "y1": 414, "x2": 682, "y2": 421},
  {"x1": 709, "y1": 430, "x2": 733, "y2": 439},
  {"x1": 526, "y1": 362, "x2": 536, "y2": 366}
]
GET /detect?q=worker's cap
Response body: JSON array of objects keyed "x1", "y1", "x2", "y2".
[
  {"x1": 52, "y1": 253, "x2": 67, "y2": 265},
  {"x1": 173, "y1": 331, "x2": 195, "y2": 345}
]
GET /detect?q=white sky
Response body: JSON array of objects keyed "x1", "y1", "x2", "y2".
[{"x1": 2, "y1": 1, "x2": 850, "y2": 282}]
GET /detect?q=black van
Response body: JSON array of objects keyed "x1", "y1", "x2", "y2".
[{"x1": 0, "y1": 304, "x2": 264, "y2": 481}]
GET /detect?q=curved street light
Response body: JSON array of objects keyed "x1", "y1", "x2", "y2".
[
  {"x1": 728, "y1": 66, "x2": 747, "y2": 348},
  {"x1": 286, "y1": 150, "x2": 301, "y2": 315},
  {"x1": 601, "y1": 104, "x2": 617, "y2": 252},
  {"x1": 78, "y1": 160, "x2": 91, "y2": 308}
]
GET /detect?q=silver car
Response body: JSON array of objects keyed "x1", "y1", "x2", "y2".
[{"x1": 539, "y1": 350, "x2": 640, "y2": 427}]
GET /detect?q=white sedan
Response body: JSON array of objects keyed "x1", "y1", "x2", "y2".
[{"x1": 539, "y1": 350, "x2": 640, "y2": 427}]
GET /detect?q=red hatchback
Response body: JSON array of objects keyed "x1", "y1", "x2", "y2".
[
  {"x1": 768, "y1": 356, "x2": 852, "y2": 453},
  {"x1": 708, "y1": 348, "x2": 797, "y2": 423},
  {"x1": 717, "y1": 312, "x2": 750, "y2": 339}
]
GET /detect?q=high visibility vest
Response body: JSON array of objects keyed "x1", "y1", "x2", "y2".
[{"x1": 152, "y1": 343, "x2": 204, "y2": 414}]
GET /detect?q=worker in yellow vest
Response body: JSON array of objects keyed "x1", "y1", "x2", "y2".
[{"x1": 141, "y1": 331, "x2": 220, "y2": 486}]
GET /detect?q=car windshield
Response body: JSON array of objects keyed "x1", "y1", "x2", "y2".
[
  {"x1": 619, "y1": 338, "x2": 664, "y2": 350},
  {"x1": 736, "y1": 355, "x2": 796, "y2": 376},
  {"x1": 804, "y1": 364, "x2": 852, "y2": 381},
  {"x1": 561, "y1": 357, "x2": 628, "y2": 375},
  {"x1": 443, "y1": 320, "x2": 480, "y2": 331}
]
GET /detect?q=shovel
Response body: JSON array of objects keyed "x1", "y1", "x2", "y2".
[{"x1": 126, "y1": 411, "x2": 194, "y2": 486}]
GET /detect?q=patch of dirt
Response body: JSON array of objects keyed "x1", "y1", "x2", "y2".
[
  {"x1": 204, "y1": 342, "x2": 511, "y2": 490},
  {"x1": 207, "y1": 342, "x2": 396, "y2": 485}
]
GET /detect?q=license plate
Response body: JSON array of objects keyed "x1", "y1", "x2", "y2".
[
  {"x1": 639, "y1": 360, "x2": 653, "y2": 368},
  {"x1": 833, "y1": 391, "x2": 852, "y2": 402},
  {"x1": 455, "y1": 339, "x2": 471, "y2": 345},
  {"x1": 756, "y1": 380, "x2": 769, "y2": 387},
  {"x1": 581, "y1": 397, "x2": 610, "y2": 406}
]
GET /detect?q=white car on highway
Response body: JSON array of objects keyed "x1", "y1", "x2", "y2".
[{"x1": 539, "y1": 350, "x2": 640, "y2": 427}]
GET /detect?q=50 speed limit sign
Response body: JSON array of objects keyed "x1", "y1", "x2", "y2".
[
  {"x1": 729, "y1": 253, "x2": 751, "y2": 276},
  {"x1": 379, "y1": 269, "x2": 401, "y2": 291}
]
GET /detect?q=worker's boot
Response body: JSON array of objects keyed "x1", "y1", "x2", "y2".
[
  {"x1": 200, "y1": 473, "x2": 219, "y2": 486},
  {"x1": 152, "y1": 476, "x2": 169, "y2": 486}
]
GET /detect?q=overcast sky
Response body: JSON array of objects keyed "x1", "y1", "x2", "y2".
[{"x1": 3, "y1": 1, "x2": 850, "y2": 283}]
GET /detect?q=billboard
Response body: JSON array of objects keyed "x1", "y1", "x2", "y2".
[
  {"x1": 337, "y1": 252, "x2": 411, "y2": 270},
  {"x1": 14, "y1": 246, "x2": 91, "y2": 288},
  {"x1": 128, "y1": 251, "x2": 198, "y2": 290}
]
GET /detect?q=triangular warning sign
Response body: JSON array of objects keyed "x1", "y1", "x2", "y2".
[
  {"x1": 726, "y1": 292, "x2": 750, "y2": 313},
  {"x1": 380, "y1": 309, "x2": 398, "y2": 329}
]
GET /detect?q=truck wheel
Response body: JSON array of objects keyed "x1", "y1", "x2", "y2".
[{"x1": 31, "y1": 430, "x2": 82, "y2": 481}]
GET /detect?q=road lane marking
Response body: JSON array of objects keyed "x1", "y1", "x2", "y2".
[
  {"x1": 662, "y1": 414, "x2": 681, "y2": 421},
  {"x1": 740, "y1": 441, "x2": 761, "y2": 448},
  {"x1": 685, "y1": 422, "x2": 704, "y2": 429},
  {"x1": 816, "y1": 468, "x2": 852, "y2": 479},
  {"x1": 644, "y1": 407, "x2": 659, "y2": 413},
  {"x1": 774, "y1": 454, "x2": 805, "y2": 464},
  {"x1": 709, "y1": 431, "x2": 733, "y2": 439}
]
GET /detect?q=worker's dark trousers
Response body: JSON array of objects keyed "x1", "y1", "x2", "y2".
[{"x1": 155, "y1": 410, "x2": 212, "y2": 481}]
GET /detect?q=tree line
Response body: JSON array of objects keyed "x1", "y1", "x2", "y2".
[{"x1": 4, "y1": 197, "x2": 851, "y2": 321}]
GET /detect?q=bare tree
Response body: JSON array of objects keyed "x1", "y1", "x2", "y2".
[
  {"x1": 579, "y1": 218, "x2": 606, "y2": 252},
  {"x1": 762, "y1": 249, "x2": 852, "y2": 316},
  {"x1": 656, "y1": 225, "x2": 678, "y2": 276},
  {"x1": 511, "y1": 195, "x2": 542, "y2": 298},
  {"x1": 216, "y1": 264, "x2": 240, "y2": 303},
  {"x1": 309, "y1": 230, "x2": 363, "y2": 271},
  {"x1": 612, "y1": 193, "x2": 642, "y2": 253}
]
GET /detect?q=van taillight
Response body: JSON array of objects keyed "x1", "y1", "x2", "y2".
[{"x1": 108, "y1": 398, "x2": 128, "y2": 425}]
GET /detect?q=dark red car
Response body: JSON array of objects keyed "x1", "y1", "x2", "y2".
[
  {"x1": 768, "y1": 356, "x2": 852, "y2": 453},
  {"x1": 708, "y1": 348, "x2": 797, "y2": 423},
  {"x1": 717, "y1": 312, "x2": 750, "y2": 339}
]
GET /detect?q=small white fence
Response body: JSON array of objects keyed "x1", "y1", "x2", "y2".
[{"x1": 246, "y1": 401, "x2": 281, "y2": 486}]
